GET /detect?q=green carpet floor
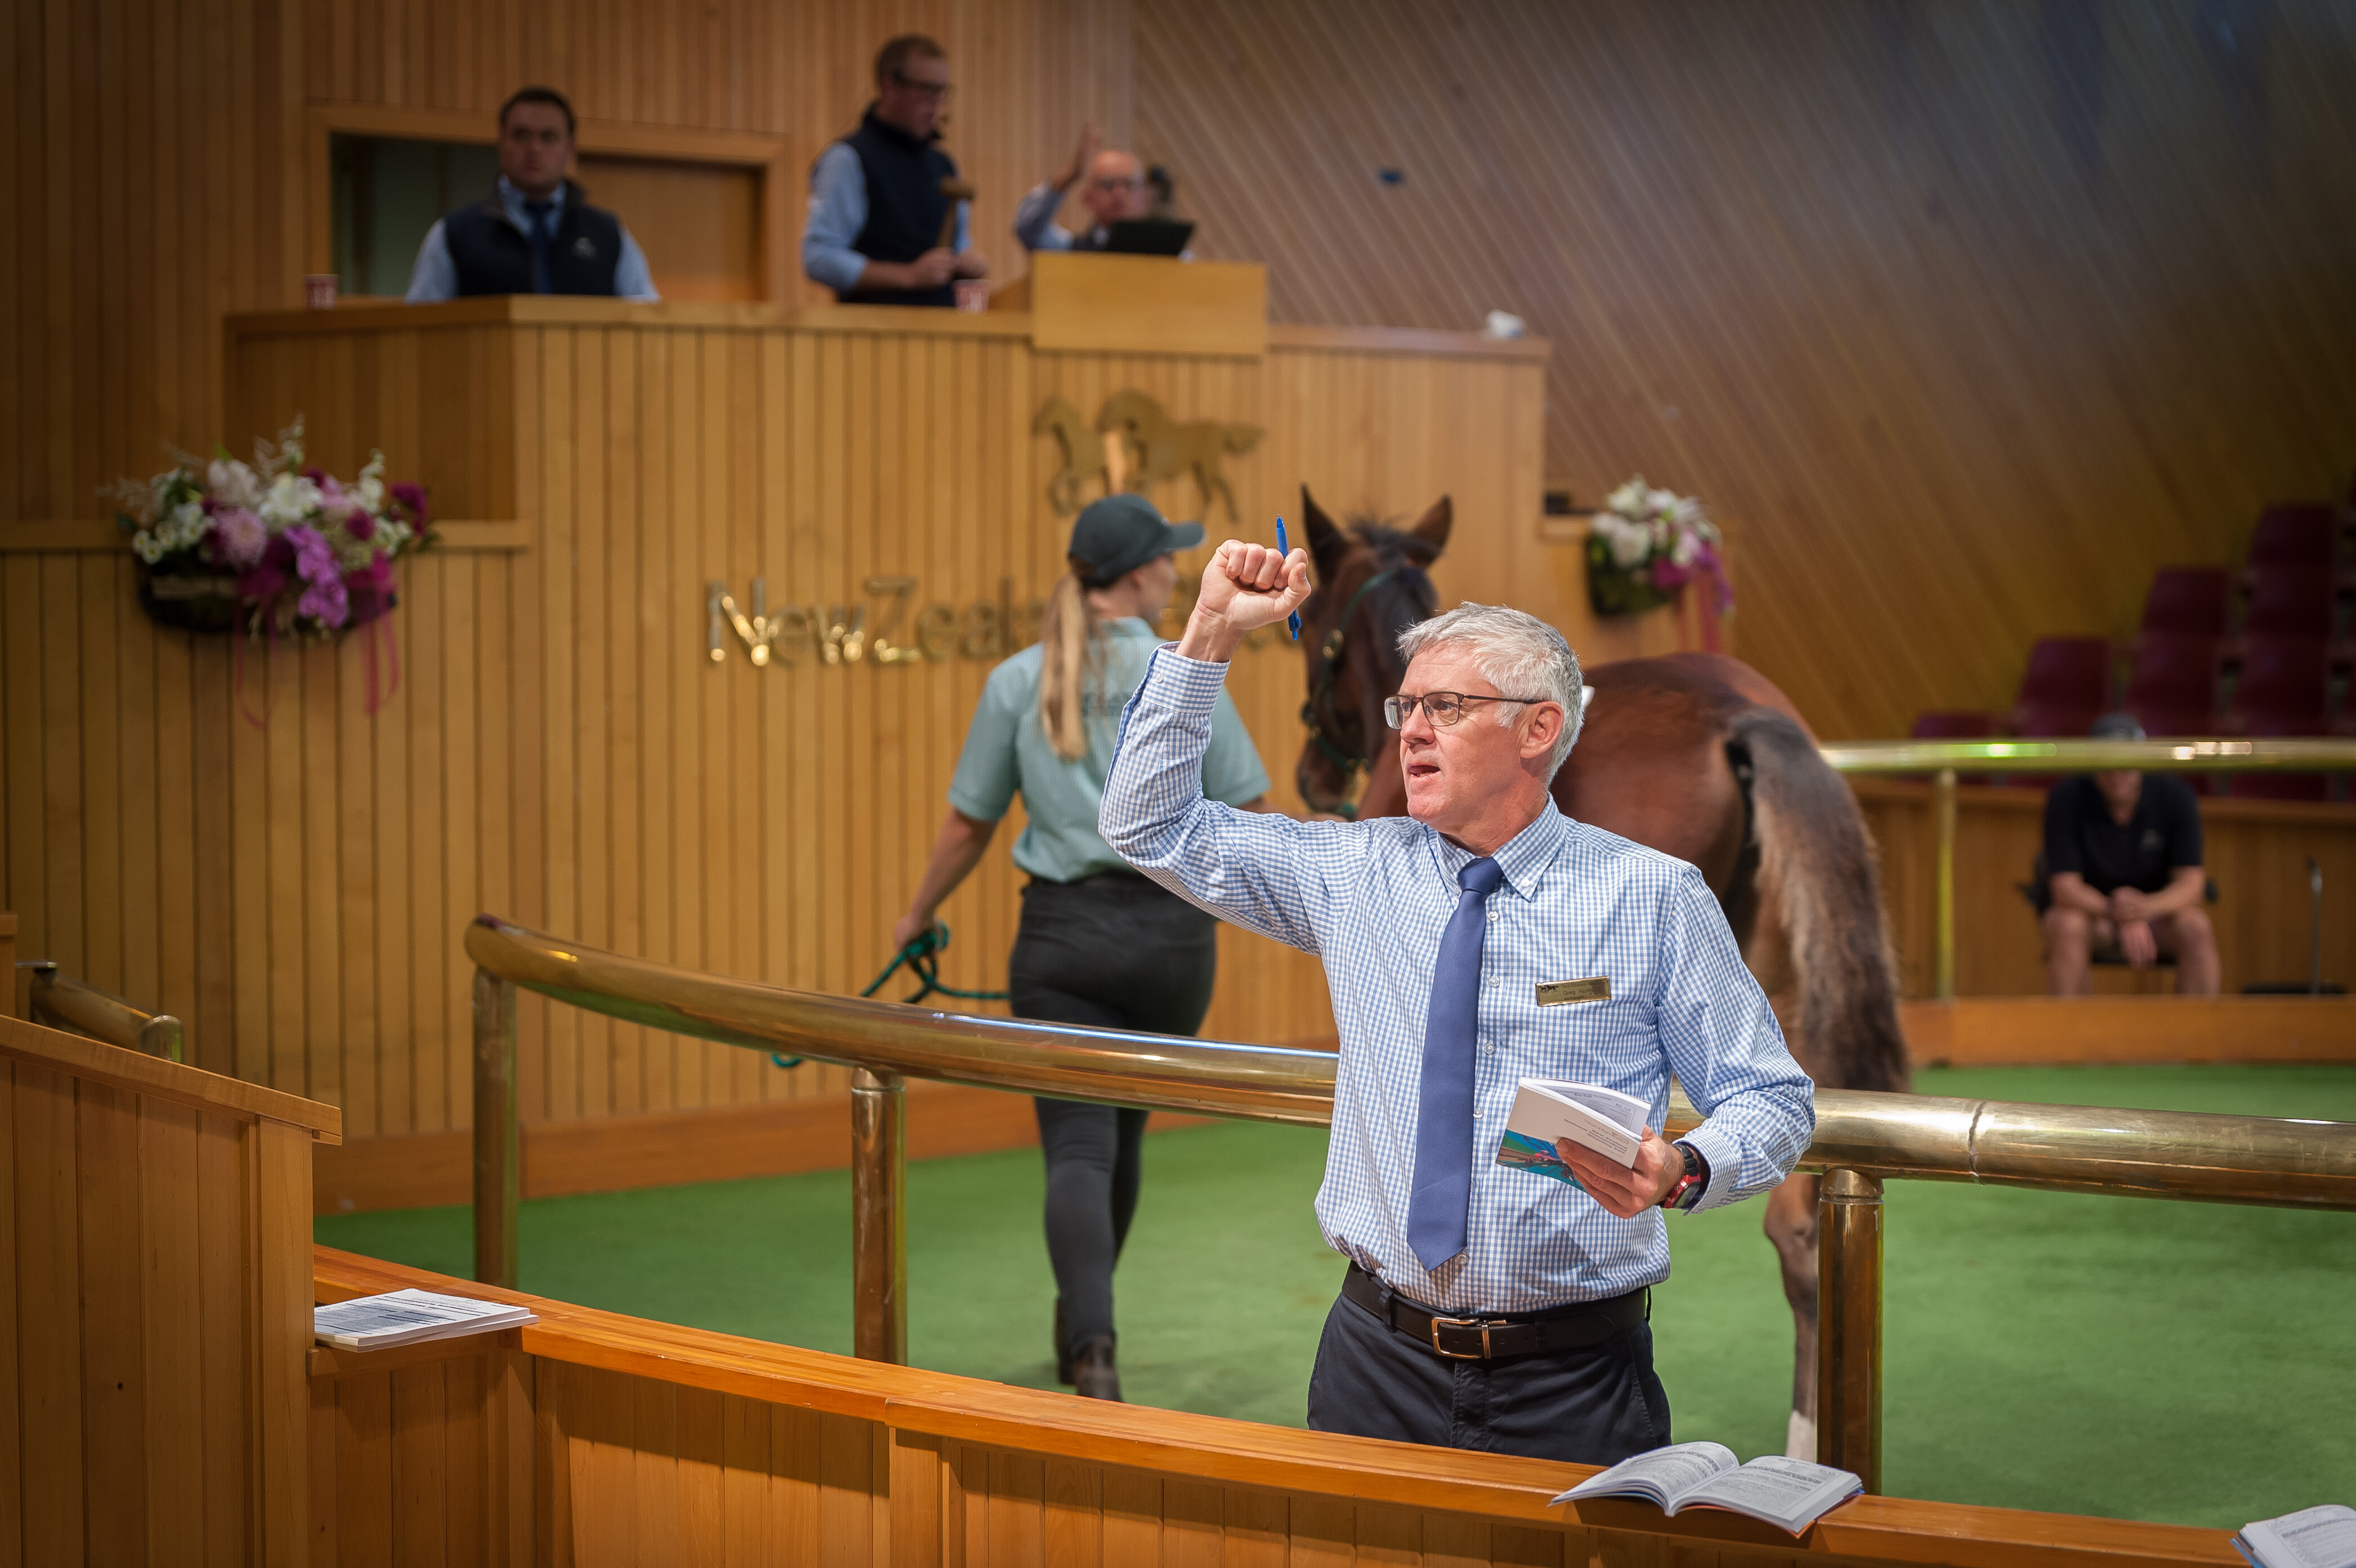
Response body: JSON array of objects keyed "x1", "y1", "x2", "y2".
[{"x1": 318, "y1": 1063, "x2": 2356, "y2": 1529}]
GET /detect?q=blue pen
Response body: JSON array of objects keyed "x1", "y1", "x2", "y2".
[{"x1": 1275, "y1": 517, "x2": 1302, "y2": 641}]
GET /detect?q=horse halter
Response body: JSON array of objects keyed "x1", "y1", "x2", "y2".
[{"x1": 1300, "y1": 568, "x2": 1403, "y2": 817}]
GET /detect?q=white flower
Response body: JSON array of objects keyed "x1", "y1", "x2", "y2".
[
  {"x1": 207, "y1": 458, "x2": 263, "y2": 509},
  {"x1": 168, "y1": 501, "x2": 207, "y2": 547},
  {"x1": 355, "y1": 451, "x2": 387, "y2": 512},
  {"x1": 1605, "y1": 479, "x2": 1647, "y2": 516},
  {"x1": 133, "y1": 531, "x2": 166, "y2": 564},
  {"x1": 1669, "y1": 497, "x2": 1701, "y2": 526},
  {"x1": 1646, "y1": 487, "x2": 1680, "y2": 517},
  {"x1": 1671, "y1": 530, "x2": 1698, "y2": 567},
  {"x1": 1598, "y1": 515, "x2": 1650, "y2": 568},
  {"x1": 258, "y1": 472, "x2": 323, "y2": 526}
]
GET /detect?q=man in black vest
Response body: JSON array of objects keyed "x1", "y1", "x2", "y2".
[
  {"x1": 404, "y1": 87, "x2": 661, "y2": 302},
  {"x1": 802, "y1": 35, "x2": 989, "y2": 307}
]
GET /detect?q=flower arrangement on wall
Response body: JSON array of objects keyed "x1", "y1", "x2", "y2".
[
  {"x1": 113, "y1": 419, "x2": 434, "y2": 639},
  {"x1": 1584, "y1": 477, "x2": 1732, "y2": 622}
]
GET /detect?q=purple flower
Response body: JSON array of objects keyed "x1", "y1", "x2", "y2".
[
  {"x1": 390, "y1": 481, "x2": 429, "y2": 524},
  {"x1": 343, "y1": 552, "x2": 396, "y2": 627},
  {"x1": 214, "y1": 507, "x2": 269, "y2": 569},
  {"x1": 284, "y1": 524, "x2": 352, "y2": 629},
  {"x1": 346, "y1": 511, "x2": 377, "y2": 542}
]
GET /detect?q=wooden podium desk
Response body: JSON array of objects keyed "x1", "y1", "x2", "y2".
[{"x1": 11, "y1": 289, "x2": 1551, "y2": 1170}]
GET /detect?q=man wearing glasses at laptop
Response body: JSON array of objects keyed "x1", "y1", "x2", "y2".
[
  {"x1": 803, "y1": 35, "x2": 990, "y2": 307},
  {"x1": 1014, "y1": 124, "x2": 1194, "y2": 258},
  {"x1": 1098, "y1": 544, "x2": 1814, "y2": 1465}
]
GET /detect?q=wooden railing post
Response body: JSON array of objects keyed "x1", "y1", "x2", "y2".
[
  {"x1": 851, "y1": 1067, "x2": 908, "y2": 1365},
  {"x1": 472, "y1": 967, "x2": 520, "y2": 1289},
  {"x1": 1933, "y1": 766, "x2": 1957, "y2": 1000},
  {"x1": 1816, "y1": 1167, "x2": 1884, "y2": 1492}
]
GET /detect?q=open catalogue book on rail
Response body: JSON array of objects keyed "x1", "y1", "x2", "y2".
[
  {"x1": 2236, "y1": 1506, "x2": 2356, "y2": 1568},
  {"x1": 1553, "y1": 1443, "x2": 1862, "y2": 1535},
  {"x1": 313, "y1": 1289, "x2": 538, "y2": 1352},
  {"x1": 1496, "y1": 1078, "x2": 1650, "y2": 1180}
]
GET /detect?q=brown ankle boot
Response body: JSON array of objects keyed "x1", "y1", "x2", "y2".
[{"x1": 1072, "y1": 1335, "x2": 1121, "y2": 1402}]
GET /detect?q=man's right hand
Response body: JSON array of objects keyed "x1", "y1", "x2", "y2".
[
  {"x1": 1177, "y1": 541, "x2": 1312, "y2": 663},
  {"x1": 1058, "y1": 123, "x2": 1102, "y2": 191},
  {"x1": 867, "y1": 248, "x2": 960, "y2": 292},
  {"x1": 2116, "y1": 917, "x2": 2158, "y2": 967}
]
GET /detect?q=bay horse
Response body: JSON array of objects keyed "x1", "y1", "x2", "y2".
[{"x1": 1290, "y1": 488, "x2": 1908, "y2": 1460}]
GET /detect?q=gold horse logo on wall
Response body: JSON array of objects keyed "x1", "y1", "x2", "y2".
[{"x1": 1034, "y1": 392, "x2": 1263, "y2": 520}]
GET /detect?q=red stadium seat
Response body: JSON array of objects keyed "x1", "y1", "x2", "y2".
[
  {"x1": 2224, "y1": 635, "x2": 2332, "y2": 800},
  {"x1": 2241, "y1": 569, "x2": 2335, "y2": 639},
  {"x1": 2246, "y1": 505, "x2": 2339, "y2": 571},
  {"x1": 2009, "y1": 636, "x2": 2114, "y2": 738},
  {"x1": 2138, "y1": 568, "x2": 2230, "y2": 638},
  {"x1": 2123, "y1": 636, "x2": 2221, "y2": 793}
]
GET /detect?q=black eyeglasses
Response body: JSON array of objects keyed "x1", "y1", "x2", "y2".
[
  {"x1": 889, "y1": 70, "x2": 954, "y2": 100},
  {"x1": 1383, "y1": 691, "x2": 1549, "y2": 729}
]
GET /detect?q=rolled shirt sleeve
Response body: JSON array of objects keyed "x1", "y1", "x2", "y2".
[
  {"x1": 803, "y1": 142, "x2": 872, "y2": 294},
  {"x1": 1013, "y1": 180, "x2": 1076, "y2": 252},
  {"x1": 404, "y1": 220, "x2": 458, "y2": 302},
  {"x1": 1649, "y1": 866, "x2": 1817, "y2": 1211},
  {"x1": 613, "y1": 227, "x2": 661, "y2": 301},
  {"x1": 945, "y1": 665, "x2": 1025, "y2": 823}
]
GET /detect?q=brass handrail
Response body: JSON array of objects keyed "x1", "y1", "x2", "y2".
[
  {"x1": 1819, "y1": 736, "x2": 2356, "y2": 774},
  {"x1": 464, "y1": 914, "x2": 2356, "y2": 1207},
  {"x1": 1816, "y1": 737, "x2": 2356, "y2": 998},
  {"x1": 19, "y1": 961, "x2": 184, "y2": 1061},
  {"x1": 463, "y1": 909, "x2": 2356, "y2": 1491}
]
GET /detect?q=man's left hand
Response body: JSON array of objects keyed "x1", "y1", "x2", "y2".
[{"x1": 1557, "y1": 1127, "x2": 1684, "y2": 1218}]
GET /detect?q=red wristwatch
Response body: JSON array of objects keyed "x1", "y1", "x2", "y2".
[{"x1": 1660, "y1": 1141, "x2": 1706, "y2": 1211}]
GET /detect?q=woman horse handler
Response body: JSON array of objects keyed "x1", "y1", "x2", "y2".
[{"x1": 889, "y1": 494, "x2": 1279, "y2": 1401}]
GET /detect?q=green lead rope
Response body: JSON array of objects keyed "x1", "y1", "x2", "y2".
[{"x1": 768, "y1": 923, "x2": 1010, "y2": 1071}]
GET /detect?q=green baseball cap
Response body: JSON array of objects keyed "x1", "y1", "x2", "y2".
[{"x1": 1069, "y1": 494, "x2": 1203, "y2": 587}]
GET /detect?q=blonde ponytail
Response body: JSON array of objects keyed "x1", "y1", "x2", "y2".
[{"x1": 1036, "y1": 566, "x2": 1100, "y2": 761}]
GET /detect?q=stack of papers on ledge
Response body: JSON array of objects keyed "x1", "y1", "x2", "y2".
[
  {"x1": 2236, "y1": 1506, "x2": 2356, "y2": 1568},
  {"x1": 314, "y1": 1288, "x2": 538, "y2": 1352},
  {"x1": 1553, "y1": 1442, "x2": 1862, "y2": 1536}
]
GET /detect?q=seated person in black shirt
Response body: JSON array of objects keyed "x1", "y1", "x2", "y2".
[{"x1": 2042, "y1": 713, "x2": 2219, "y2": 995}]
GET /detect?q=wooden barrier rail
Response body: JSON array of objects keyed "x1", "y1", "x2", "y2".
[
  {"x1": 311, "y1": 1245, "x2": 2246, "y2": 1567},
  {"x1": 461, "y1": 913, "x2": 2356, "y2": 1499},
  {"x1": 1822, "y1": 738, "x2": 2356, "y2": 999}
]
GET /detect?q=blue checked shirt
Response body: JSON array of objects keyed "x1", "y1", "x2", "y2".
[{"x1": 1101, "y1": 648, "x2": 1816, "y2": 1315}]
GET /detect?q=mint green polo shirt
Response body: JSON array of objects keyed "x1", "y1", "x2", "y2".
[{"x1": 947, "y1": 618, "x2": 1271, "y2": 882}]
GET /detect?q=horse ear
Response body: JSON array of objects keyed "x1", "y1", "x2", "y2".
[
  {"x1": 1300, "y1": 485, "x2": 1347, "y2": 570},
  {"x1": 1402, "y1": 495, "x2": 1452, "y2": 565}
]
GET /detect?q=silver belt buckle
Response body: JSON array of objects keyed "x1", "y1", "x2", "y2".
[{"x1": 1427, "y1": 1314, "x2": 1493, "y2": 1361}]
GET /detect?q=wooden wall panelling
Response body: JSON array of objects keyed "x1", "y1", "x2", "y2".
[
  {"x1": 3, "y1": 1016, "x2": 339, "y2": 1567},
  {"x1": 1135, "y1": 0, "x2": 2356, "y2": 740}
]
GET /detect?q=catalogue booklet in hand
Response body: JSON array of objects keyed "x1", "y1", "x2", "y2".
[
  {"x1": 1553, "y1": 1442, "x2": 1863, "y2": 1536},
  {"x1": 314, "y1": 1289, "x2": 538, "y2": 1352},
  {"x1": 2235, "y1": 1505, "x2": 2356, "y2": 1568},
  {"x1": 1496, "y1": 1078, "x2": 1649, "y2": 1181}
]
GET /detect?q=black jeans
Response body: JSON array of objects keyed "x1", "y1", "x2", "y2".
[
  {"x1": 1306, "y1": 1279, "x2": 1672, "y2": 1464},
  {"x1": 1009, "y1": 874, "x2": 1218, "y2": 1357}
]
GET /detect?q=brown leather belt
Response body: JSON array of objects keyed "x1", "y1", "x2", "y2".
[{"x1": 1342, "y1": 1263, "x2": 1647, "y2": 1362}]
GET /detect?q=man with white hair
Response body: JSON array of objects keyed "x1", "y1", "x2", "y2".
[
  {"x1": 1099, "y1": 540, "x2": 1814, "y2": 1463},
  {"x1": 1013, "y1": 124, "x2": 1160, "y2": 253}
]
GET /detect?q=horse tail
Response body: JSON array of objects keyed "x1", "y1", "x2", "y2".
[{"x1": 1730, "y1": 707, "x2": 1911, "y2": 1093}]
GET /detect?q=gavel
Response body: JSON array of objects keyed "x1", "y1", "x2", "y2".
[{"x1": 936, "y1": 178, "x2": 976, "y2": 248}]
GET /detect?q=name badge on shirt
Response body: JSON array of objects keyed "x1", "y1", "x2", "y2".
[{"x1": 1535, "y1": 977, "x2": 1611, "y2": 1006}]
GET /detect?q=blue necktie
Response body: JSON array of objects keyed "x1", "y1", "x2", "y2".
[
  {"x1": 1407, "y1": 855, "x2": 1505, "y2": 1270},
  {"x1": 524, "y1": 200, "x2": 555, "y2": 293}
]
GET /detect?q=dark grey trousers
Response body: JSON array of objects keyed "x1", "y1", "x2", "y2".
[
  {"x1": 1306, "y1": 1281, "x2": 1672, "y2": 1464},
  {"x1": 1008, "y1": 874, "x2": 1218, "y2": 1358}
]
